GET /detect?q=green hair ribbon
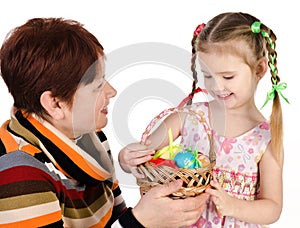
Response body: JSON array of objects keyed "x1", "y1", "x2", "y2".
[
  {"x1": 261, "y1": 79, "x2": 290, "y2": 108},
  {"x1": 251, "y1": 21, "x2": 275, "y2": 50},
  {"x1": 252, "y1": 21, "x2": 290, "y2": 108},
  {"x1": 251, "y1": 21, "x2": 262, "y2": 33}
]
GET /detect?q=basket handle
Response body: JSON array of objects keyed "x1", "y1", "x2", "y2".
[{"x1": 140, "y1": 106, "x2": 216, "y2": 163}]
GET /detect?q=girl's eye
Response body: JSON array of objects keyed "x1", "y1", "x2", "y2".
[{"x1": 223, "y1": 76, "x2": 234, "y2": 80}]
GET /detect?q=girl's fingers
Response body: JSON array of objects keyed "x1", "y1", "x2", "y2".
[
  {"x1": 126, "y1": 142, "x2": 152, "y2": 151},
  {"x1": 129, "y1": 155, "x2": 152, "y2": 166},
  {"x1": 143, "y1": 139, "x2": 152, "y2": 146},
  {"x1": 210, "y1": 178, "x2": 222, "y2": 190},
  {"x1": 128, "y1": 150, "x2": 152, "y2": 160},
  {"x1": 131, "y1": 167, "x2": 145, "y2": 178}
]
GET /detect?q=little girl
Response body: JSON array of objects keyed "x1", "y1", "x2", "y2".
[{"x1": 119, "y1": 12, "x2": 287, "y2": 227}]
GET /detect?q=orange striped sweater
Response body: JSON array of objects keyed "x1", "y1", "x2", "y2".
[{"x1": 0, "y1": 110, "x2": 143, "y2": 227}]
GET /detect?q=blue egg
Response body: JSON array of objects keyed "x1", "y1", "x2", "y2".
[{"x1": 174, "y1": 151, "x2": 196, "y2": 168}]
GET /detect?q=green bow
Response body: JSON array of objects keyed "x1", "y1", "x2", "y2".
[
  {"x1": 184, "y1": 148, "x2": 202, "y2": 168},
  {"x1": 153, "y1": 128, "x2": 182, "y2": 159},
  {"x1": 261, "y1": 81, "x2": 290, "y2": 108}
]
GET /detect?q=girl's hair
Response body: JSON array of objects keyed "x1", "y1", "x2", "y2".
[
  {"x1": 0, "y1": 18, "x2": 104, "y2": 118},
  {"x1": 190, "y1": 12, "x2": 283, "y2": 163}
]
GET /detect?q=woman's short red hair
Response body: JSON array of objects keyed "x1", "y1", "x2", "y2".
[{"x1": 0, "y1": 18, "x2": 104, "y2": 117}]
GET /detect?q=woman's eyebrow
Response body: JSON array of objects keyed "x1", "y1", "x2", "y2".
[{"x1": 96, "y1": 75, "x2": 106, "y2": 88}]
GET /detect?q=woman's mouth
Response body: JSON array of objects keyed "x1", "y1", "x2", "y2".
[{"x1": 101, "y1": 107, "x2": 108, "y2": 114}]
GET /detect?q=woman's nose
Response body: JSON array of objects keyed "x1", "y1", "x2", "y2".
[{"x1": 104, "y1": 81, "x2": 117, "y2": 98}]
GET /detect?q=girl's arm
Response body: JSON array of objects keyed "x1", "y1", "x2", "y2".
[
  {"x1": 206, "y1": 143, "x2": 283, "y2": 224},
  {"x1": 147, "y1": 112, "x2": 186, "y2": 149},
  {"x1": 118, "y1": 112, "x2": 186, "y2": 175}
]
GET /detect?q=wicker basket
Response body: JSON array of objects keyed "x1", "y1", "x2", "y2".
[{"x1": 137, "y1": 106, "x2": 216, "y2": 199}]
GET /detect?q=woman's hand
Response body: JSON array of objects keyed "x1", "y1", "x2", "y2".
[
  {"x1": 118, "y1": 139, "x2": 154, "y2": 178},
  {"x1": 133, "y1": 180, "x2": 209, "y2": 228}
]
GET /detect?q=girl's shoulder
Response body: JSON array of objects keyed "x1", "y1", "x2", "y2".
[
  {"x1": 189, "y1": 101, "x2": 209, "y2": 112},
  {"x1": 187, "y1": 102, "x2": 210, "y2": 119}
]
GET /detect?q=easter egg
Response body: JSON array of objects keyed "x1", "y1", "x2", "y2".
[
  {"x1": 174, "y1": 151, "x2": 198, "y2": 168},
  {"x1": 154, "y1": 144, "x2": 183, "y2": 159},
  {"x1": 155, "y1": 147, "x2": 171, "y2": 159},
  {"x1": 198, "y1": 153, "x2": 210, "y2": 167}
]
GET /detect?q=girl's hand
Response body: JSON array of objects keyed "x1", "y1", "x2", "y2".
[
  {"x1": 205, "y1": 176, "x2": 235, "y2": 218},
  {"x1": 118, "y1": 139, "x2": 155, "y2": 178}
]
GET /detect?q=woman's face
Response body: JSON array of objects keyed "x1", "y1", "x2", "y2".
[{"x1": 66, "y1": 59, "x2": 117, "y2": 138}]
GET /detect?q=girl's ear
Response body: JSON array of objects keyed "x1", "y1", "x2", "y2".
[
  {"x1": 40, "y1": 91, "x2": 65, "y2": 120},
  {"x1": 255, "y1": 57, "x2": 268, "y2": 80}
]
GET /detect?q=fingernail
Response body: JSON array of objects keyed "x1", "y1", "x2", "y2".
[{"x1": 175, "y1": 179, "x2": 182, "y2": 187}]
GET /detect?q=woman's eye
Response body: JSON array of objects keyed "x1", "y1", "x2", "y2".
[
  {"x1": 93, "y1": 83, "x2": 104, "y2": 92},
  {"x1": 204, "y1": 75, "x2": 212, "y2": 79}
]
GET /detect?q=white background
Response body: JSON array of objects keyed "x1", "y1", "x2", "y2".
[{"x1": 0, "y1": 1, "x2": 298, "y2": 227}]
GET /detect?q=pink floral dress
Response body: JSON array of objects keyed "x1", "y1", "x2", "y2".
[{"x1": 182, "y1": 102, "x2": 271, "y2": 228}]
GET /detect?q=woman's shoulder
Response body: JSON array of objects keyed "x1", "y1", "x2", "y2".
[{"x1": 0, "y1": 150, "x2": 50, "y2": 173}]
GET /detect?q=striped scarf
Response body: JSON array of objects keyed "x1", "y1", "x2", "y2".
[
  {"x1": 0, "y1": 109, "x2": 121, "y2": 227},
  {"x1": 2, "y1": 110, "x2": 117, "y2": 185}
]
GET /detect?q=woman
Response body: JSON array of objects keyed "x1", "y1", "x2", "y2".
[{"x1": 0, "y1": 17, "x2": 208, "y2": 227}]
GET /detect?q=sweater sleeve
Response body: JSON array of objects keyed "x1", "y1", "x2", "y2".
[
  {"x1": 112, "y1": 207, "x2": 145, "y2": 228},
  {"x1": 96, "y1": 131, "x2": 144, "y2": 228},
  {"x1": 0, "y1": 151, "x2": 63, "y2": 227}
]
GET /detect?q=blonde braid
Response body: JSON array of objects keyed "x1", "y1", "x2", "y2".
[
  {"x1": 264, "y1": 26, "x2": 283, "y2": 164},
  {"x1": 188, "y1": 23, "x2": 206, "y2": 105},
  {"x1": 189, "y1": 35, "x2": 198, "y2": 105},
  {"x1": 252, "y1": 21, "x2": 285, "y2": 164}
]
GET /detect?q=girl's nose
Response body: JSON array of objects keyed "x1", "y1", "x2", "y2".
[{"x1": 211, "y1": 77, "x2": 226, "y2": 92}]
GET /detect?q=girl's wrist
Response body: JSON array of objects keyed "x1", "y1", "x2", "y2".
[{"x1": 227, "y1": 196, "x2": 239, "y2": 218}]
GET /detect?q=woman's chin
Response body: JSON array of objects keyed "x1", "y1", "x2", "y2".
[{"x1": 96, "y1": 118, "x2": 108, "y2": 130}]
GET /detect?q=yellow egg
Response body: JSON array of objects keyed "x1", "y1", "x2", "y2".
[{"x1": 154, "y1": 144, "x2": 183, "y2": 160}]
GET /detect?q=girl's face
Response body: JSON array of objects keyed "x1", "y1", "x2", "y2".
[
  {"x1": 198, "y1": 48, "x2": 259, "y2": 110},
  {"x1": 67, "y1": 59, "x2": 117, "y2": 138}
]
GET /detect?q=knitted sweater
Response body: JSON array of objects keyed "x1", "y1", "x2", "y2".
[{"x1": 0, "y1": 110, "x2": 143, "y2": 227}]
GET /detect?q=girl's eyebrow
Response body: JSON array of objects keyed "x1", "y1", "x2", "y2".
[
  {"x1": 201, "y1": 70, "x2": 236, "y2": 75},
  {"x1": 215, "y1": 71, "x2": 237, "y2": 76},
  {"x1": 201, "y1": 70, "x2": 210, "y2": 74}
]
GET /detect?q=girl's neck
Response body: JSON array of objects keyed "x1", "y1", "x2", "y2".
[{"x1": 208, "y1": 100, "x2": 265, "y2": 138}]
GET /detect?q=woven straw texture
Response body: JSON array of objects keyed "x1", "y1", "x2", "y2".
[{"x1": 137, "y1": 107, "x2": 216, "y2": 199}]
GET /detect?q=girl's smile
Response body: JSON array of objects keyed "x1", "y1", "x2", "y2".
[{"x1": 215, "y1": 91, "x2": 233, "y2": 100}]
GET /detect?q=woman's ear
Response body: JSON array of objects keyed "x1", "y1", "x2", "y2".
[
  {"x1": 40, "y1": 91, "x2": 65, "y2": 120},
  {"x1": 255, "y1": 57, "x2": 268, "y2": 80}
]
